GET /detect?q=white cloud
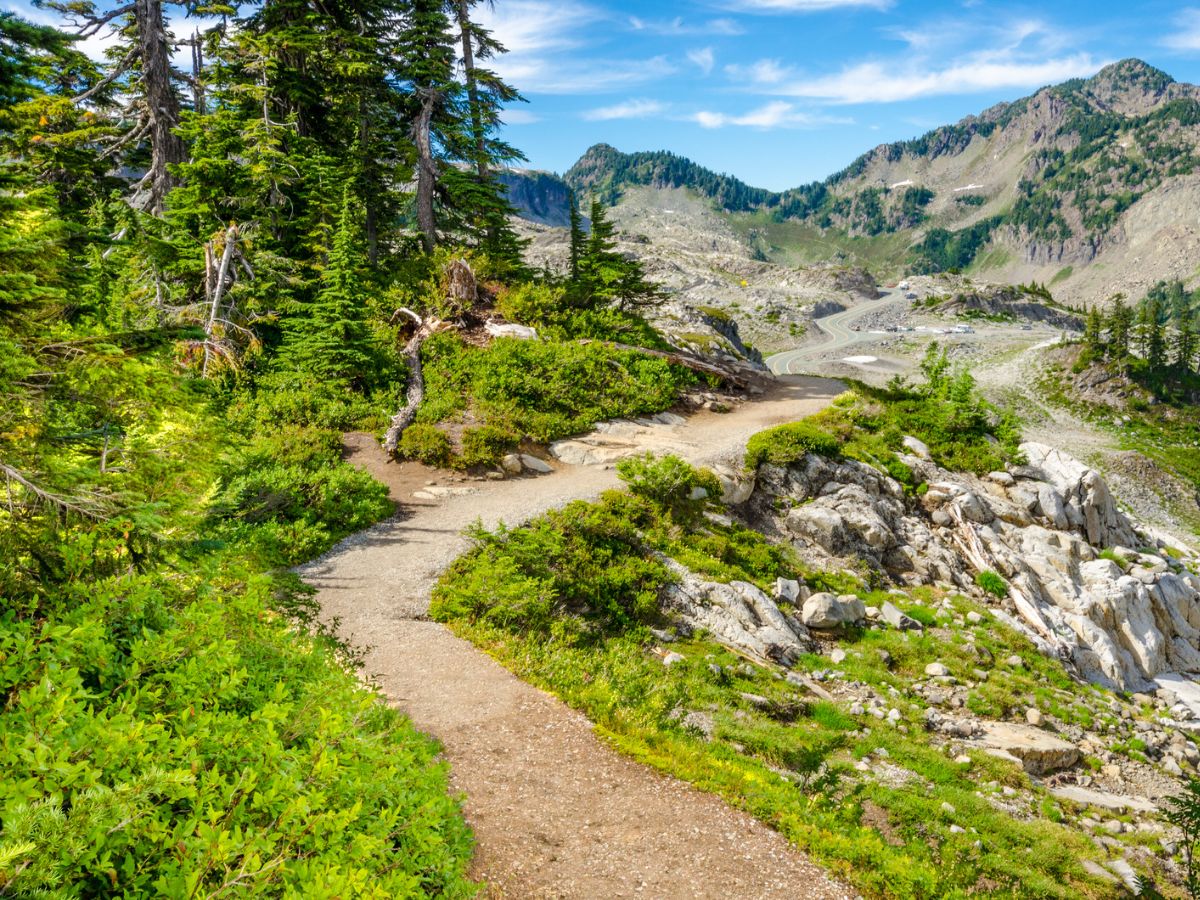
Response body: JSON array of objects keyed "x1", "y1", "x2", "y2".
[
  {"x1": 1164, "y1": 8, "x2": 1200, "y2": 51},
  {"x1": 478, "y1": 1, "x2": 677, "y2": 94},
  {"x1": 502, "y1": 108, "x2": 541, "y2": 125},
  {"x1": 767, "y1": 54, "x2": 1104, "y2": 103},
  {"x1": 628, "y1": 16, "x2": 744, "y2": 36},
  {"x1": 688, "y1": 47, "x2": 715, "y2": 75},
  {"x1": 725, "y1": 58, "x2": 790, "y2": 85},
  {"x1": 691, "y1": 101, "x2": 851, "y2": 129},
  {"x1": 582, "y1": 98, "x2": 667, "y2": 120},
  {"x1": 721, "y1": 0, "x2": 892, "y2": 12}
]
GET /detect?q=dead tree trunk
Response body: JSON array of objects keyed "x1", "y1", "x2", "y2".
[
  {"x1": 134, "y1": 0, "x2": 185, "y2": 213},
  {"x1": 413, "y1": 88, "x2": 438, "y2": 253},
  {"x1": 383, "y1": 309, "x2": 443, "y2": 454}
]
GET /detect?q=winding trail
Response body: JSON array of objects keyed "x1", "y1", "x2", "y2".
[
  {"x1": 766, "y1": 290, "x2": 903, "y2": 375},
  {"x1": 302, "y1": 376, "x2": 854, "y2": 899}
]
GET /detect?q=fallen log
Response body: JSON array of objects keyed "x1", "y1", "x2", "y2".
[{"x1": 575, "y1": 339, "x2": 760, "y2": 388}]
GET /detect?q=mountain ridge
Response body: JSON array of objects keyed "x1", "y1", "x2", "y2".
[{"x1": 504, "y1": 59, "x2": 1200, "y2": 303}]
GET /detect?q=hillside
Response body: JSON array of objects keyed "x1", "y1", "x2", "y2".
[{"x1": 507, "y1": 60, "x2": 1200, "y2": 305}]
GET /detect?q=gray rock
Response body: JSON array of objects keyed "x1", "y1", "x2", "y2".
[
  {"x1": 519, "y1": 454, "x2": 553, "y2": 474},
  {"x1": 774, "y1": 577, "x2": 801, "y2": 603},
  {"x1": 881, "y1": 601, "x2": 921, "y2": 631},
  {"x1": 801, "y1": 592, "x2": 865, "y2": 629},
  {"x1": 975, "y1": 721, "x2": 1080, "y2": 774},
  {"x1": 925, "y1": 662, "x2": 949, "y2": 677},
  {"x1": 500, "y1": 453, "x2": 524, "y2": 475},
  {"x1": 902, "y1": 435, "x2": 930, "y2": 459}
]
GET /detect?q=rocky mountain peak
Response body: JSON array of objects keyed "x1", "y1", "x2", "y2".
[{"x1": 1075, "y1": 58, "x2": 1178, "y2": 115}]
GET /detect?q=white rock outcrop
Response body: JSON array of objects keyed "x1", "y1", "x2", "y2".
[{"x1": 750, "y1": 444, "x2": 1200, "y2": 692}]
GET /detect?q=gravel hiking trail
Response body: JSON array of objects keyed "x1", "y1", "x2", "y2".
[{"x1": 300, "y1": 376, "x2": 855, "y2": 900}]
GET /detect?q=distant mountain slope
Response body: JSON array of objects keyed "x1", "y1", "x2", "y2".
[{"x1": 504, "y1": 60, "x2": 1200, "y2": 304}]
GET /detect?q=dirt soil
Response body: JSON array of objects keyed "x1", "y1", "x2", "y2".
[{"x1": 301, "y1": 377, "x2": 856, "y2": 899}]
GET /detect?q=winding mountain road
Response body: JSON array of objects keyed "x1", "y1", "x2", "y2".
[
  {"x1": 302, "y1": 377, "x2": 854, "y2": 899},
  {"x1": 766, "y1": 290, "x2": 904, "y2": 375}
]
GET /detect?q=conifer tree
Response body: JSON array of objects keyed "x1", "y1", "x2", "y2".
[
  {"x1": 1174, "y1": 316, "x2": 1197, "y2": 375},
  {"x1": 1136, "y1": 297, "x2": 1167, "y2": 370},
  {"x1": 1084, "y1": 305, "x2": 1105, "y2": 355},
  {"x1": 568, "y1": 190, "x2": 585, "y2": 280},
  {"x1": 281, "y1": 191, "x2": 373, "y2": 384},
  {"x1": 1108, "y1": 295, "x2": 1132, "y2": 361}
]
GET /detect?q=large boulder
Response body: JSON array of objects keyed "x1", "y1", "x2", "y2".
[
  {"x1": 975, "y1": 722, "x2": 1081, "y2": 775},
  {"x1": 800, "y1": 592, "x2": 865, "y2": 629}
]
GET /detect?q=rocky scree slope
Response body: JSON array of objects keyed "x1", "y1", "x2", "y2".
[{"x1": 515, "y1": 186, "x2": 880, "y2": 356}]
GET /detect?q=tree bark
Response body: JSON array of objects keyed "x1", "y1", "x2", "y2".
[
  {"x1": 134, "y1": 0, "x2": 185, "y2": 213},
  {"x1": 454, "y1": 0, "x2": 488, "y2": 180},
  {"x1": 383, "y1": 309, "x2": 440, "y2": 454},
  {"x1": 413, "y1": 89, "x2": 438, "y2": 253}
]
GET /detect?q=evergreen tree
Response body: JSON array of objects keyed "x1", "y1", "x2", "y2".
[
  {"x1": 396, "y1": 0, "x2": 458, "y2": 252},
  {"x1": 573, "y1": 198, "x2": 660, "y2": 311},
  {"x1": 1108, "y1": 295, "x2": 1132, "y2": 361},
  {"x1": 1136, "y1": 296, "x2": 1167, "y2": 370},
  {"x1": 568, "y1": 190, "x2": 585, "y2": 280},
  {"x1": 1174, "y1": 316, "x2": 1197, "y2": 375},
  {"x1": 282, "y1": 191, "x2": 373, "y2": 384},
  {"x1": 1084, "y1": 305, "x2": 1105, "y2": 355}
]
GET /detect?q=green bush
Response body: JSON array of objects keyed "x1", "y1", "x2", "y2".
[
  {"x1": 432, "y1": 495, "x2": 670, "y2": 631},
  {"x1": 458, "y1": 424, "x2": 519, "y2": 468},
  {"x1": 744, "y1": 421, "x2": 841, "y2": 469},
  {"x1": 399, "y1": 423, "x2": 453, "y2": 466},
  {"x1": 208, "y1": 427, "x2": 393, "y2": 565},
  {"x1": 0, "y1": 569, "x2": 476, "y2": 897},
  {"x1": 616, "y1": 454, "x2": 722, "y2": 525},
  {"x1": 419, "y1": 333, "x2": 693, "y2": 444},
  {"x1": 976, "y1": 570, "x2": 1009, "y2": 599}
]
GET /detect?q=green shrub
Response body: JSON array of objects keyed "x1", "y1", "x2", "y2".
[
  {"x1": 419, "y1": 333, "x2": 692, "y2": 444},
  {"x1": 458, "y1": 423, "x2": 519, "y2": 468},
  {"x1": 976, "y1": 570, "x2": 1009, "y2": 599},
  {"x1": 399, "y1": 423, "x2": 453, "y2": 466},
  {"x1": 1099, "y1": 548, "x2": 1130, "y2": 569},
  {"x1": 616, "y1": 454, "x2": 721, "y2": 524},
  {"x1": 0, "y1": 570, "x2": 476, "y2": 897},
  {"x1": 744, "y1": 421, "x2": 841, "y2": 469}
]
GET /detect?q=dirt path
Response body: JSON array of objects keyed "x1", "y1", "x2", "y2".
[{"x1": 301, "y1": 376, "x2": 855, "y2": 899}]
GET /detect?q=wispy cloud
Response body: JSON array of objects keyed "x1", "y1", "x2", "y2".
[
  {"x1": 478, "y1": 1, "x2": 677, "y2": 94},
  {"x1": 763, "y1": 54, "x2": 1104, "y2": 103},
  {"x1": 721, "y1": 0, "x2": 892, "y2": 12},
  {"x1": 628, "y1": 15, "x2": 744, "y2": 36},
  {"x1": 729, "y1": 16, "x2": 1103, "y2": 104},
  {"x1": 582, "y1": 98, "x2": 668, "y2": 120},
  {"x1": 1164, "y1": 8, "x2": 1200, "y2": 51},
  {"x1": 688, "y1": 47, "x2": 715, "y2": 75},
  {"x1": 691, "y1": 101, "x2": 851, "y2": 128},
  {"x1": 502, "y1": 108, "x2": 541, "y2": 125},
  {"x1": 725, "y1": 58, "x2": 790, "y2": 84}
]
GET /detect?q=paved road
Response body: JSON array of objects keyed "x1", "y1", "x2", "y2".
[{"x1": 766, "y1": 289, "x2": 904, "y2": 375}]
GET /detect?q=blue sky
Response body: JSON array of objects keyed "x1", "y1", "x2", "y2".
[
  {"x1": 477, "y1": 0, "x2": 1200, "y2": 189},
  {"x1": 7, "y1": 0, "x2": 1200, "y2": 190}
]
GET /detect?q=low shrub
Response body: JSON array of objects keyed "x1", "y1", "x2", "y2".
[
  {"x1": 744, "y1": 421, "x2": 841, "y2": 469},
  {"x1": 458, "y1": 423, "x2": 519, "y2": 468},
  {"x1": 616, "y1": 454, "x2": 721, "y2": 525},
  {"x1": 976, "y1": 570, "x2": 1009, "y2": 599},
  {"x1": 400, "y1": 423, "x2": 453, "y2": 466}
]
